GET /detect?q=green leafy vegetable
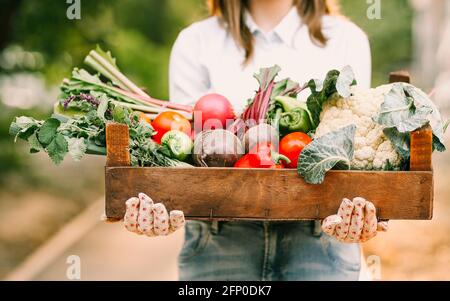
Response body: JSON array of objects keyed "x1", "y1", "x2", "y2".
[
  {"x1": 46, "y1": 133, "x2": 69, "y2": 164},
  {"x1": 38, "y1": 118, "x2": 61, "y2": 146},
  {"x1": 336, "y1": 65, "x2": 356, "y2": 98},
  {"x1": 10, "y1": 99, "x2": 192, "y2": 167},
  {"x1": 376, "y1": 83, "x2": 447, "y2": 156},
  {"x1": 9, "y1": 116, "x2": 39, "y2": 142},
  {"x1": 403, "y1": 84, "x2": 446, "y2": 152},
  {"x1": 298, "y1": 125, "x2": 356, "y2": 184},
  {"x1": 271, "y1": 78, "x2": 302, "y2": 99},
  {"x1": 28, "y1": 133, "x2": 44, "y2": 153},
  {"x1": 376, "y1": 84, "x2": 431, "y2": 132},
  {"x1": 306, "y1": 67, "x2": 356, "y2": 129}
]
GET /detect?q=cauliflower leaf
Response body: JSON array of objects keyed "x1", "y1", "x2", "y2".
[
  {"x1": 376, "y1": 83, "x2": 446, "y2": 154},
  {"x1": 306, "y1": 66, "x2": 356, "y2": 129},
  {"x1": 298, "y1": 125, "x2": 356, "y2": 184}
]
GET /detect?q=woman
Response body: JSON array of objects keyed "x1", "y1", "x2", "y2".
[{"x1": 122, "y1": 0, "x2": 388, "y2": 281}]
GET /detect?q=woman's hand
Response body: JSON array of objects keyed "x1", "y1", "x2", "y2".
[
  {"x1": 123, "y1": 193, "x2": 185, "y2": 236},
  {"x1": 322, "y1": 197, "x2": 388, "y2": 243}
]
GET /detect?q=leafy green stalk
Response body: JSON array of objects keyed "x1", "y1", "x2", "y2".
[
  {"x1": 62, "y1": 68, "x2": 192, "y2": 115},
  {"x1": 85, "y1": 46, "x2": 149, "y2": 97}
]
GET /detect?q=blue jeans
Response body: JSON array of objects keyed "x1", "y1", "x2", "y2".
[{"x1": 178, "y1": 221, "x2": 362, "y2": 281}]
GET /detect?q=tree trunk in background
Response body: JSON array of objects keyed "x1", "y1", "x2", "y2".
[
  {"x1": 411, "y1": 0, "x2": 450, "y2": 113},
  {"x1": 0, "y1": 0, "x2": 22, "y2": 51}
]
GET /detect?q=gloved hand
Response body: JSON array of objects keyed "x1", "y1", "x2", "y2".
[
  {"x1": 123, "y1": 193, "x2": 185, "y2": 236},
  {"x1": 322, "y1": 197, "x2": 388, "y2": 243}
]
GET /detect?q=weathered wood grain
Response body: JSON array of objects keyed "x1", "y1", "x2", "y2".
[
  {"x1": 410, "y1": 125, "x2": 433, "y2": 171},
  {"x1": 106, "y1": 123, "x2": 130, "y2": 167},
  {"x1": 105, "y1": 167, "x2": 433, "y2": 221}
]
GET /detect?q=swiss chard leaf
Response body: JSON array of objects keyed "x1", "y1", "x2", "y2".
[
  {"x1": 298, "y1": 125, "x2": 356, "y2": 184},
  {"x1": 254, "y1": 65, "x2": 281, "y2": 90},
  {"x1": 271, "y1": 78, "x2": 301, "y2": 99}
]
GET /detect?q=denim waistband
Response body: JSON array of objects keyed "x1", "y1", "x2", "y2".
[{"x1": 208, "y1": 220, "x2": 322, "y2": 236}]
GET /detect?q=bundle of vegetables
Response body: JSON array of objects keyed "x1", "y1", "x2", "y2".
[
  {"x1": 9, "y1": 47, "x2": 194, "y2": 167},
  {"x1": 56, "y1": 47, "x2": 193, "y2": 121},
  {"x1": 10, "y1": 96, "x2": 192, "y2": 167},
  {"x1": 297, "y1": 66, "x2": 448, "y2": 184}
]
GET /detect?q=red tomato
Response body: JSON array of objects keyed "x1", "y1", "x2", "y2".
[
  {"x1": 151, "y1": 111, "x2": 192, "y2": 144},
  {"x1": 279, "y1": 132, "x2": 312, "y2": 168},
  {"x1": 234, "y1": 143, "x2": 289, "y2": 169}
]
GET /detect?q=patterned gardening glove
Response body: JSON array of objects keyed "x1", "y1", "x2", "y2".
[
  {"x1": 123, "y1": 193, "x2": 185, "y2": 236},
  {"x1": 322, "y1": 197, "x2": 388, "y2": 243}
]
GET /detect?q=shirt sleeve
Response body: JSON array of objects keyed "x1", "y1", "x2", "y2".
[
  {"x1": 169, "y1": 27, "x2": 210, "y2": 105},
  {"x1": 343, "y1": 23, "x2": 372, "y2": 89}
]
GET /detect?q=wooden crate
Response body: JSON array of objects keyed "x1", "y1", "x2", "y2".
[{"x1": 104, "y1": 72, "x2": 434, "y2": 221}]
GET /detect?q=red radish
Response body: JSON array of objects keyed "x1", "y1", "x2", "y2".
[{"x1": 194, "y1": 94, "x2": 235, "y2": 130}]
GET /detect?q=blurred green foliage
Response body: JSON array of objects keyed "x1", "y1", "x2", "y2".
[
  {"x1": 0, "y1": 0, "x2": 413, "y2": 178},
  {"x1": 2, "y1": 0, "x2": 208, "y2": 97},
  {"x1": 341, "y1": 0, "x2": 413, "y2": 86}
]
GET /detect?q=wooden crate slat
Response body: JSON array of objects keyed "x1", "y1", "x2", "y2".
[
  {"x1": 105, "y1": 167, "x2": 433, "y2": 220},
  {"x1": 410, "y1": 125, "x2": 433, "y2": 171},
  {"x1": 106, "y1": 123, "x2": 131, "y2": 167}
]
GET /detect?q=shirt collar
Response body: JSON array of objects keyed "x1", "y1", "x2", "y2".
[{"x1": 244, "y1": 7, "x2": 302, "y2": 46}]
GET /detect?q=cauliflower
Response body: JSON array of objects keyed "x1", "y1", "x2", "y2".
[{"x1": 314, "y1": 84, "x2": 402, "y2": 170}]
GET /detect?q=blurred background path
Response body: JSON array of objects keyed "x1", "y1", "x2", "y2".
[{"x1": 5, "y1": 200, "x2": 183, "y2": 281}]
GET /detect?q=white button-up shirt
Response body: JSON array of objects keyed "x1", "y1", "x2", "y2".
[{"x1": 169, "y1": 8, "x2": 371, "y2": 114}]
